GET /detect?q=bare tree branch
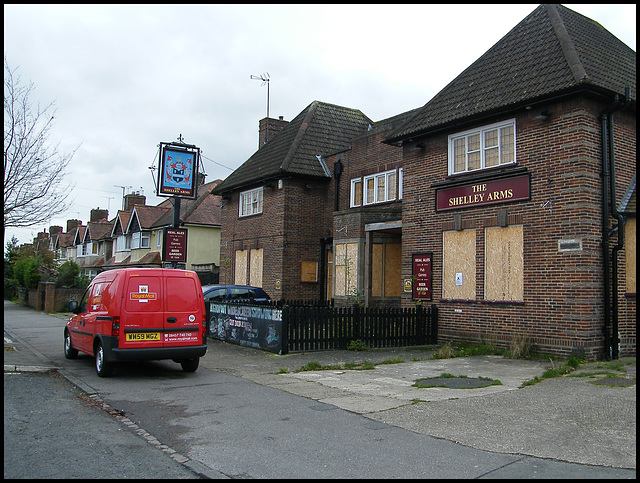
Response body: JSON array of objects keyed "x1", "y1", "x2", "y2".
[{"x1": 4, "y1": 55, "x2": 79, "y2": 239}]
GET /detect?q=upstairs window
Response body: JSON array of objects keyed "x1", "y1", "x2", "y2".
[
  {"x1": 364, "y1": 170, "x2": 397, "y2": 205},
  {"x1": 449, "y1": 120, "x2": 515, "y2": 175},
  {"x1": 239, "y1": 187, "x2": 263, "y2": 217},
  {"x1": 131, "y1": 231, "x2": 150, "y2": 249},
  {"x1": 350, "y1": 179, "x2": 362, "y2": 207},
  {"x1": 351, "y1": 169, "x2": 400, "y2": 207},
  {"x1": 116, "y1": 235, "x2": 131, "y2": 252}
]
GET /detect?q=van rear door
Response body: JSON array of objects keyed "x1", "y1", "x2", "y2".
[
  {"x1": 122, "y1": 273, "x2": 165, "y2": 349},
  {"x1": 163, "y1": 272, "x2": 203, "y2": 348}
]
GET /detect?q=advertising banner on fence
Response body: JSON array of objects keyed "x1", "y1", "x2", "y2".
[{"x1": 208, "y1": 302, "x2": 286, "y2": 354}]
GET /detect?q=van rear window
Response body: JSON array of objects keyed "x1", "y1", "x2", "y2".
[{"x1": 166, "y1": 277, "x2": 200, "y2": 312}]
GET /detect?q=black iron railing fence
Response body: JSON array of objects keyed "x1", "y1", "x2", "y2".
[{"x1": 282, "y1": 304, "x2": 437, "y2": 352}]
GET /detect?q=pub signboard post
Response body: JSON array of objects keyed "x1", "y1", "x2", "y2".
[{"x1": 157, "y1": 139, "x2": 200, "y2": 268}]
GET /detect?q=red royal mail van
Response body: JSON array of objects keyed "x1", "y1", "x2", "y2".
[{"x1": 64, "y1": 268, "x2": 207, "y2": 377}]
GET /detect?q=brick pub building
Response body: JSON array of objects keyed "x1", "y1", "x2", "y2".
[
  {"x1": 215, "y1": 5, "x2": 635, "y2": 359},
  {"x1": 386, "y1": 5, "x2": 635, "y2": 359}
]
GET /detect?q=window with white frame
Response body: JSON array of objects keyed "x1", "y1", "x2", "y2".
[
  {"x1": 131, "y1": 231, "x2": 150, "y2": 249},
  {"x1": 364, "y1": 169, "x2": 397, "y2": 205},
  {"x1": 448, "y1": 119, "x2": 515, "y2": 175},
  {"x1": 398, "y1": 168, "x2": 403, "y2": 200},
  {"x1": 350, "y1": 179, "x2": 362, "y2": 207},
  {"x1": 116, "y1": 235, "x2": 131, "y2": 252},
  {"x1": 239, "y1": 187, "x2": 263, "y2": 217}
]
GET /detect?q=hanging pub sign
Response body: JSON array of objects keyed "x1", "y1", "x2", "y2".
[
  {"x1": 163, "y1": 227, "x2": 188, "y2": 263},
  {"x1": 158, "y1": 142, "x2": 200, "y2": 199},
  {"x1": 412, "y1": 252, "x2": 432, "y2": 300}
]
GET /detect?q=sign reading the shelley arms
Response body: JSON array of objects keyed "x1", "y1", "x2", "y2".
[
  {"x1": 158, "y1": 143, "x2": 200, "y2": 199},
  {"x1": 435, "y1": 173, "x2": 530, "y2": 211}
]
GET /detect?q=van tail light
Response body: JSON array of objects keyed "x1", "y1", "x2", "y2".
[
  {"x1": 202, "y1": 314, "x2": 207, "y2": 342},
  {"x1": 112, "y1": 317, "x2": 120, "y2": 337}
]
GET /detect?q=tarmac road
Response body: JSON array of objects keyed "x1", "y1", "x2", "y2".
[
  {"x1": 4, "y1": 300, "x2": 636, "y2": 478},
  {"x1": 4, "y1": 371, "x2": 201, "y2": 479}
]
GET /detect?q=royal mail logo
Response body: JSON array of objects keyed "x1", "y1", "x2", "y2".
[{"x1": 130, "y1": 285, "x2": 157, "y2": 301}]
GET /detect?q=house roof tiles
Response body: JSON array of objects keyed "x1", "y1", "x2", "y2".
[
  {"x1": 385, "y1": 4, "x2": 636, "y2": 144},
  {"x1": 213, "y1": 101, "x2": 372, "y2": 193}
]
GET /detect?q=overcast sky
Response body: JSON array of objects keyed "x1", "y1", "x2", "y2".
[{"x1": 3, "y1": 4, "x2": 636, "y2": 247}]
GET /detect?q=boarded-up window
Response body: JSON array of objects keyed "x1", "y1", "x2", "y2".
[
  {"x1": 249, "y1": 248, "x2": 263, "y2": 287},
  {"x1": 443, "y1": 230, "x2": 476, "y2": 300},
  {"x1": 625, "y1": 218, "x2": 636, "y2": 294},
  {"x1": 485, "y1": 225, "x2": 523, "y2": 301},
  {"x1": 385, "y1": 243, "x2": 402, "y2": 297},
  {"x1": 372, "y1": 243, "x2": 401, "y2": 297},
  {"x1": 234, "y1": 250, "x2": 248, "y2": 285},
  {"x1": 335, "y1": 242, "x2": 358, "y2": 297},
  {"x1": 372, "y1": 244, "x2": 383, "y2": 297},
  {"x1": 301, "y1": 261, "x2": 318, "y2": 282}
]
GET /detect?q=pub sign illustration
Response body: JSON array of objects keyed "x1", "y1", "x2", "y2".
[{"x1": 158, "y1": 142, "x2": 200, "y2": 199}]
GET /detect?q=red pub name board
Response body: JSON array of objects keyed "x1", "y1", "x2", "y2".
[
  {"x1": 436, "y1": 173, "x2": 530, "y2": 211},
  {"x1": 163, "y1": 228, "x2": 188, "y2": 263}
]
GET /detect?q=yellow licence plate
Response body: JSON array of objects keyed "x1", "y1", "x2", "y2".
[{"x1": 126, "y1": 332, "x2": 161, "y2": 341}]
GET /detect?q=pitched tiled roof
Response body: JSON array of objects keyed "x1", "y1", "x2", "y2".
[
  {"x1": 153, "y1": 179, "x2": 222, "y2": 227},
  {"x1": 86, "y1": 221, "x2": 113, "y2": 241},
  {"x1": 128, "y1": 205, "x2": 171, "y2": 231},
  {"x1": 386, "y1": 4, "x2": 636, "y2": 144},
  {"x1": 213, "y1": 101, "x2": 372, "y2": 193},
  {"x1": 111, "y1": 211, "x2": 131, "y2": 237}
]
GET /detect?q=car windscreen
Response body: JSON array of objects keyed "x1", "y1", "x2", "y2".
[{"x1": 229, "y1": 287, "x2": 263, "y2": 300}]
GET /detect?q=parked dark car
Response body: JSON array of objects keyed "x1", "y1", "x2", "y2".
[{"x1": 201, "y1": 284, "x2": 271, "y2": 304}]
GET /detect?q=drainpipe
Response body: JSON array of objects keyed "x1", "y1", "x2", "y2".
[
  {"x1": 333, "y1": 160, "x2": 343, "y2": 212},
  {"x1": 600, "y1": 86, "x2": 630, "y2": 359},
  {"x1": 608, "y1": 86, "x2": 632, "y2": 360}
]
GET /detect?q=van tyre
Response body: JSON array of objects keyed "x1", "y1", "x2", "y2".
[
  {"x1": 180, "y1": 358, "x2": 199, "y2": 373},
  {"x1": 95, "y1": 341, "x2": 114, "y2": 377},
  {"x1": 64, "y1": 330, "x2": 78, "y2": 359}
]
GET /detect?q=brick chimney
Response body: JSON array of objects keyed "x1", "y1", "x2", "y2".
[
  {"x1": 259, "y1": 116, "x2": 288, "y2": 148},
  {"x1": 49, "y1": 226, "x2": 63, "y2": 236},
  {"x1": 67, "y1": 219, "x2": 82, "y2": 232},
  {"x1": 90, "y1": 208, "x2": 109, "y2": 222},
  {"x1": 124, "y1": 193, "x2": 146, "y2": 211}
]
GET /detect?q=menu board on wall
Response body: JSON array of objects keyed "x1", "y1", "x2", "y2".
[{"x1": 412, "y1": 253, "x2": 432, "y2": 300}]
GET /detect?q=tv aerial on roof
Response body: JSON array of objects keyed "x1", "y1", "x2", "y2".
[{"x1": 251, "y1": 72, "x2": 271, "y2": 141}]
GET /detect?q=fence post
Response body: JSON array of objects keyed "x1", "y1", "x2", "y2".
[
  {"x1": 431, "y1": 305, "x2": 438, "y2": 344},
  {"x1": 280, "y1": 305, "x2": 289, "y2": 355}
]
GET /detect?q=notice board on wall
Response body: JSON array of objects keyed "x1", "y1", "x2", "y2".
[{"x1": 412, "y1": 253, "x2": 432, "y2": 300}]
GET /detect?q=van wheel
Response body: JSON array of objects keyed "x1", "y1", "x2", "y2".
[
  {"x1": 64, "y1": 330, "x2": 78, "y2": 359},
  {"x1": 95, "y1": 342, "x2": 114, "y2": 377},
  {"x1": 180, "y1": 358, "x2": 199, "y2": 373}
]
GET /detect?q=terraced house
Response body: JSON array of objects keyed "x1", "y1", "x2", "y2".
[{"x1": 214, "y1": 4, "x2": 635, "y2": 359}]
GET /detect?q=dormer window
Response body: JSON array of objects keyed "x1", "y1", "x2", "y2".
[{"x1": 448, "y1": 119, "x2": 515, "y2": 175}]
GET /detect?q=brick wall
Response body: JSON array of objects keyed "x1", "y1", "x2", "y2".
[
  {"x1": 401, "y1": 97, "x2": 635, "y2": 359},
  {"x1": 218, "y1": 177, "x2": 333, "y2": 300}
]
